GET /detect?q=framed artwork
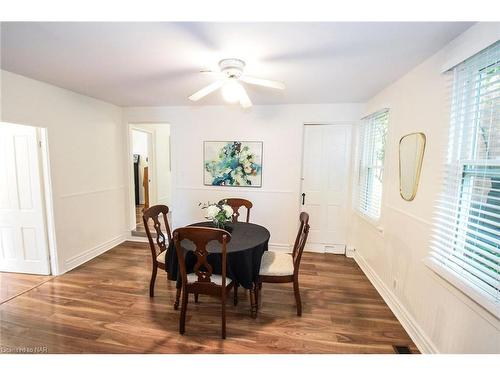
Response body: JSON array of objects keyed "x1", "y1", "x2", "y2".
[{"x1": 203, "y1": 141, "x2": 263, "y2": 187}]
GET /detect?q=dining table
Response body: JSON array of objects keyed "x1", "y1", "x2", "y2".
[{"x1": 165, "y1": 221, "x2": 270, "y2": 317}]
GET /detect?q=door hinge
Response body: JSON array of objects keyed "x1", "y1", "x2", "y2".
[{"x1": 38, "y1": 140, "x2": 42, "y2": 148}]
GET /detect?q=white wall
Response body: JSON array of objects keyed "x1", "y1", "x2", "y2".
[
  {"x1": 124, "y1": 104, "x2": 363, "y2": 249},
  {"x1": 0, "y1": 70, "x2": 127, "y2": 274},
  {"x1": 132, "y1": 129, "x2": 148, "y2": 155},
  {"x1": 153, "y1": 124, "x2": 171, "y2": 206},
  {"x1": 348, "y1": 23, "x2": 500, "y2": 353}
]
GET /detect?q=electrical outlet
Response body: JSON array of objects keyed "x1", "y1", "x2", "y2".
[{"x1": 345, "y1": 247, "x2": 356, "y2": 258}]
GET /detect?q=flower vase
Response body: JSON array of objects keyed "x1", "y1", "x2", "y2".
[
  {"x1": 213, "y1": 220, "x2": 225, "y2": 229},
  {"x1": 212, "y1": 220, "x2": 232, "y2": 233}
]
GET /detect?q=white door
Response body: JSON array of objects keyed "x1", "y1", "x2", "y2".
[
  {"x1": 301, "y1": 124, "x2": 352, "y2": 253},
  {"x1": 0, "y1": 123, "x2": 51, "y2": 274}
]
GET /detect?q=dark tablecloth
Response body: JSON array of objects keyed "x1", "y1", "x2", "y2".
[{"x1": 165, "y1": 221, "x2": 270, "y2": 289}]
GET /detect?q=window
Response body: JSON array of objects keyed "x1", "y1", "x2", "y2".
[
  {"x1": 356, "y1": 109, "x2": 389, "y2": 220},
  {"x1": 428, "y1": 41, "x2": 499, "y2": 317}
]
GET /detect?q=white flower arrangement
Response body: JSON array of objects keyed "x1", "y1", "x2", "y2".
[{"x1": 199, "y1": 200, "x2": 234, "y2": 228}]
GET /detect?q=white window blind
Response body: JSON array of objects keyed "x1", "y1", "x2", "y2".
[
  {"x1": 428, "y1": 41, "x2": 500, "y2": 317},
  {"x1": 356, "y1": 109, "x2": 389, "y2": 220}
]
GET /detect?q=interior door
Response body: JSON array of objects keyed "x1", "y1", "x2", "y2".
[
  {"x1": 301, "y1": 124, "x2": 352, "y2": 253},
  {"x1": 0, "y1": 123, "x2": 51, "y2": 274}
]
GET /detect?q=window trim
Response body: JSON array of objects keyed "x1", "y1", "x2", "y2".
[
  {"x1": 428, "y1": 42, "x2": 499, "y2": 319},
  {"x1": 353, "y1": 125, "x2": 382, "y2": 229},
  {"x1": 355, "y1": 108, "x2": 389, "y2": 223}
]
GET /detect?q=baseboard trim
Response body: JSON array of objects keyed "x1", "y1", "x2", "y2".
[
  {"x1": 353, "y1": 250, "x2": 438, "y2": 354},
  {"x1": 305, "y1": 242, "x2": 346, "y2": 254},
  {"x1": 306, "y1": 247, "x2": 325, "y2": 253},
  {"x1": 63, "y1": 234, "x2": 126, "y2": 273},
  {"x1": 125, "y1": 235, "x2": 149, "y2": 243}
]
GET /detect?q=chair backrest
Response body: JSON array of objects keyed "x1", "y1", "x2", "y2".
[
  {"x1": 291, "y1": 212, "x2": 310, "y2": 273},
  {"x1": 219, "y1": 198, "x2": 253, "y2": 223},
  {"x1": 143, "y1": 205, "x2": 172, "y2": 262},
  {"x1": 173, "y1": 227, "x2": 231, "y2": 288}
]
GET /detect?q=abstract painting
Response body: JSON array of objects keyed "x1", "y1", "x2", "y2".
[{"x1": 204, "y1": 141, "x2": 263, "y2": 187}]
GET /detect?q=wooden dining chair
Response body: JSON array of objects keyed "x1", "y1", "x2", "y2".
[
  {"x1": 256, "y1": 212, "x2": 310, "y2": 316},
  {"x1": 219, "y1": 198, "x2": 253, "y2": 223},
  {"x1": 143, "y1": 205, "x2": 176, "y2": 299},
  {"x1": 173, "y1": 226, "x2": 236, "y2": 339}
]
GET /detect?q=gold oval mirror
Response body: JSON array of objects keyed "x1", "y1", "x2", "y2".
[{"x1": 399, "y1": 132, "x2": 426, "y2": 201}]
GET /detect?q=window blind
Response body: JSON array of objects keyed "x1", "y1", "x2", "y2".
[
  {"x1": 429, "y1": 41, "x2": 499, "y2": 317},
  {"x1": 356, "y1": 109, "x2": 389, "y2": 220}
]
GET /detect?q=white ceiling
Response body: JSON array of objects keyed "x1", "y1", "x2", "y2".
[{"x1": 0, "y1": 22, "x2": 473, "y2": 106}]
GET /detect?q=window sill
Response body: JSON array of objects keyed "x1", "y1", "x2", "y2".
[
  {"x1": 354, "y1": 210, "x2": 384, "y2": 236},
  {"x1": 424, "y1": 257, "x2": 500, "y2": 322}
]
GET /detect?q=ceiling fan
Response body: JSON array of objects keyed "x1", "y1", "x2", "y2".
[{"x1": 188, "y1": 58, "x2": 285, "y2": 108}]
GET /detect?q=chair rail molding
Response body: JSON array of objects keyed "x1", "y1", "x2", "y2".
[
  {"x1": 60, "y1": 185, "x2": 126, "y2": 199},
  {"x1": 176, "y1": 186, "x2": 295, "y2": 194},
  {"x1": 384, "y1": 203, "x2": 433, "y2": 227}
]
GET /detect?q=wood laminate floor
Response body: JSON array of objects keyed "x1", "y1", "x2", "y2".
[
  {"x1": 0, "y1": 273, "x2": 53, "y2": 305},
  {"x1": 0, "y1": 241, "x2": 418, "y2": 354}
]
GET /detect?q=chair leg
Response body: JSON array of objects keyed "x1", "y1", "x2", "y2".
[
  {"x1": 179, "y1": 288, "x2": 188, "y2": 335},
  {"x1": 194, "y1": 293, "x2": 199, "y2": 303},
  {"x1": 221, "y1": 290, "x2": 227, "y2": 339},
  {"x1": 254, "y1": 281, "x2": 259, "y2": 308},
  {"x1": 249, "y1": 287, "x2": 257, "y2": 319},
  {"x1": 174, "y1": 287, "x2": 181, "y2": 310},
  {"x1": 233, "y1": 283, "x2": 238, "y2": 306},
  {"x1": 149, "y1": 264, "x2": 157, "y2": 297},
  {"x1": 293, "y1": 278, "x2": 302, "y2": 316}
]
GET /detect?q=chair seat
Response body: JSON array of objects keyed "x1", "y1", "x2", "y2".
[
  {"x1": 187, "y1": 273, "x2": 232, "y2": 285},
  {"x1": 259, "y1": 251, "x2": 294, "y2": 276},
  {"x1": 156, "y1": 251, "x2": 166, "y2": 264}
]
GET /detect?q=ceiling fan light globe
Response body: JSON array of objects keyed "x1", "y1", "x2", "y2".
[{"x1": 221, "y1": 80, "x2": 244, "y2": 103}]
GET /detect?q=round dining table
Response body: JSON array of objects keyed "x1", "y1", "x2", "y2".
[{"x1": 165, "y1": 221, "x2": 270, "y2": 317}]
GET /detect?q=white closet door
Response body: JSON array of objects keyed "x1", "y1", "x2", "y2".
[
  {"x1": 301, "y1": 125, "x2": 352, "y2": 253},
  {"x1": 0, "y1": 123, "x2": 50, "y2": 274}
]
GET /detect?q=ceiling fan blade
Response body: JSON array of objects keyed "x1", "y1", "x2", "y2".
[
  {"x1": 200, "y1": 69, "x2": 222, "y2": 76},
  {"x1": 240, "y1": 76, "x2": 285, "y2": 90},
  {"x1": 239, "y1": 86, "x2": 252, "y2": 108},
  {"x1": 188, "y1": 80, "x2": 224, "y2": 101}
]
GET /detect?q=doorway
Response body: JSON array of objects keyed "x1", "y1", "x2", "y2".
[
  {"x1": 132, "y1": 128, "x2": 151, "y2": 222},
  {"x1": 129, "y1": 123, "x2": 171, "y2": 237},
  {"x1": 0, "y1": 122, "x2": 52, "y2": 275},
  {"x1": 300, "y1": 124, "x2": 352, "y2": 254}
]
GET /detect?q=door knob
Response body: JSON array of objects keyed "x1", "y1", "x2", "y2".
[{"x1": 301, "y1": 193, "x2": 306, "y2": 205}]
